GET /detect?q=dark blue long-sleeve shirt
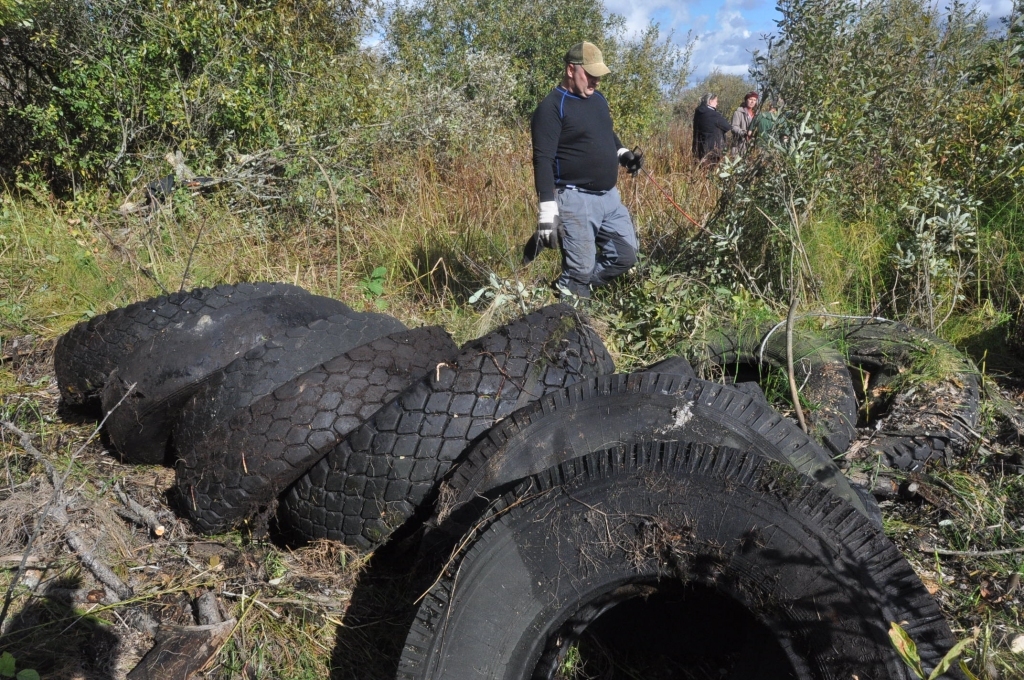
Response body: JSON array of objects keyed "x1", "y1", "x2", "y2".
[{"x1": 531, "y1": 86, "x2": 623, "y2": 203}]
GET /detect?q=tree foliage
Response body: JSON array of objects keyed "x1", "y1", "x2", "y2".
[
  {"x1": 0, "y1": 0, "x2": 372, "y2": 192},
  {"x1": 707, "y1": 0, "x2": 1023, "y2": 323},
  {"x1": 384, "y1": 0, "x2": 690, "y2": 132},
  {"x1": 1, "y1": 0, "x2": 690, "y2": 195}
]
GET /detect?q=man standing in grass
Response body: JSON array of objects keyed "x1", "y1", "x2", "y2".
[{"x1": 526, "y1": 41, "x2": 643, "y2": 299}]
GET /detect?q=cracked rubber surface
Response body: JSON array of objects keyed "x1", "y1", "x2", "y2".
[
  {"x1": 820, "y1": 319, "x2": 980, "y2": 470},
  {"x1": 278, "y1": 304, "x2": 616, "y2": 548},
  {"x1": 101, "y1": 294, "x2": 354, "y2": 464},
  {"x1": 400, "y1": 442, "x2": 957, "y2": 680},
  {"x1": 691, "y1": 322, "x2": 858, "y2": 456},
  {"x1": 175, "y1": 326, "x2": 459, "y2": 533},
  {"x1": 54, "y1": 282, "x2": 311, "y2": 409},
  {"x1": 432, "y1": 372, "x2": 871, "y2": 545}
]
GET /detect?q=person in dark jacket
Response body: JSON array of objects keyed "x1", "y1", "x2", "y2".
[
  {"x1": 528, "y1": 41, "x2": 643, "y2": 299},
  {"x1": 692, "y1": 92, "x2": 744, "y2": 166}
]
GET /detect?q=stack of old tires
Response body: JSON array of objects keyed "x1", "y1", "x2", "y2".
[{"x1": 54, "y1": 284, "x2": 971, "y2": 679}]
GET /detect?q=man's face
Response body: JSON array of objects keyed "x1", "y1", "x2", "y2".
[
  {"x1": 567, "y1": 63, "x2": 600, "y2": 98},
  {"x1": 709, "y1": 96, "x2": 719, "y2": 109}
]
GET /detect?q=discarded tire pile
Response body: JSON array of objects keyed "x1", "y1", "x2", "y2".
[
  {"x1": 55, "y1": 283, "x2": 615, "y2": 543},
  {"x1": 55, "y1": 286, "x2": 973, "y2": 678}
]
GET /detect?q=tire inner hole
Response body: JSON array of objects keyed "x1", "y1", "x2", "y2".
[
  {"x1": 549, "y1": 580, "x2": 797, "y2": 680},
  {"x1": 714, "y1": 360, "x2": 900, "y2": 429}
]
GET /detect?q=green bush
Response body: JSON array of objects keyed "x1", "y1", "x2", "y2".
[
  {"x1": 704, "y1": 0, "x2": 1024, "y2": 324},
  {"x1": 1, "y1": 0, "x2": 371, "y2": 193},
  {"x1": 384, "y1": 0, "x2": 689, "y2": 134}
]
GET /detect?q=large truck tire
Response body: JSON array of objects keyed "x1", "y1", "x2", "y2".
[
  {"x1": 100, "y1": 294, "x2": 354, "y2": 464},
  {"x1": 433, "y1": 371, "x2": 874, "y2": 545},
  {"x1": 819, "y1": 319, "x2": 980, "y2": 470},
  {"x1": 399, "y1": 441, "x2": 961, "y2": 680},
  {"x1": 175, "y1": 326, "x2": 459, "y2": 534},
  {"x1": 691, "y1": 322, "x2": 858, "y2": 456},
  {"x1": 278, "y1": 304, "x2": 616, "y2": 548},
  {"x1": 54, "y1": 282, "x2": 310, "y2": 409}
]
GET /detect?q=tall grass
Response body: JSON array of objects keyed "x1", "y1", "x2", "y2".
[
  {"x1": 800, "y1": 207, "x2": 895, "y2": 313},
  {"x1": 977, "y1": 197, "x2": 1024, "y2": 312},
  {"x1": 1, "y1": 122, "x2": 1021, "y2": 358}
]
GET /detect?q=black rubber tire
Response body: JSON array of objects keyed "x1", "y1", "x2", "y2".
[
  {"x1": 278, "y1": 303, "x2": 616, "y2": 548},
  {"x1": 642, "y1": 354, "x2": 697, "y2": 378},
  {"x1": 433, "y1": 372, "x2": 871, "y2": 543},
  {"x1": 644, "y1": 355, "x2": 769, "y2": 407},
  {"x1": 54, "y1": 282, "x2": 310, "y2": 409},
  {"x1": 171, "y1": 309, "x2": 407, "y2": 466},
  {"x1": 101, "y1": 294, "x2": 355, "y2": 464},
  {"x1": 820, "y1": 319, "x2": 980, "y2": 470},
  {"x1": 175, "y1": 326, "x2": 459, "y2": 534},
  {"x1": 399, "y1": 441, "x2": 959, "y2": 680},
  {"x1": 691, "y1": 322, "x2": 858, "y2": 456}
]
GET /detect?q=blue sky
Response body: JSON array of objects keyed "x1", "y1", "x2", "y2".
[{"x1": 606, "y1": 0, "x2": 1019, "y2": 83}]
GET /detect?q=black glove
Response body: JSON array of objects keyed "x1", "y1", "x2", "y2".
[
  {"x1": 523, "y1": 210, "x2": 560, "y2": 265},
  {"x1": 619, "y1": 148, "x2": 644, "y2": 176}
]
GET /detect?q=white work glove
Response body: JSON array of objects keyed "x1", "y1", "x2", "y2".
[{"x1": 537, "y1": 201, "x2": 558, "y2": 248}]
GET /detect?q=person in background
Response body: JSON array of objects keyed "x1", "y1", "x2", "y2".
[
  {"x1": 752, "y1": 98, "x2": 782, "y2": 143},
  {"x1": 731, "y1": 91, "x2": 758, "y2": 154},
  {"x1": 527, "y1": 41, "x2": 644, "y2": 299},
  {"x1": 692, "y1": 92, "x2": 744, "y2": 167}
]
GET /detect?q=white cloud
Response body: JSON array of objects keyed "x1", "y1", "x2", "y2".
[
  {"x1": 603, "y1": 0, "x2": 773, "y2": 82},
  {"x1": 600, "y1": 0, "x2": 1019, "y2": 86},
  {"x1": 975, "y1": 0, "x2": 1015, "y2": 21},
  {"x1": 689, "y1": 5, "x2": 765, "y2": 80}
]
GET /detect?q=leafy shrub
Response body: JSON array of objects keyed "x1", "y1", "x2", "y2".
[
  {"x1": 703, "y1": 0, "x2": 1023, "y2": 323},
  {"x1": 0, "y1": 0, "x2": 371, "y2": 193},
  {"x1": 384, "y1": 0, "x2": 690, "y2": 134}
]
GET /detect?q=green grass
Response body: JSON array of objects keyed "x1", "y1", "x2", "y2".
[{"x1": 801, "y1": 207, "x2": 895, "y2": 313}]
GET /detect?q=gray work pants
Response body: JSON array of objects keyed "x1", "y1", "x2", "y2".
[{"x1": 554, "y1": 186, "x2": 638, "y2": 297}]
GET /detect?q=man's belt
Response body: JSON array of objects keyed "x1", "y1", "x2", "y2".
[{"x1": 558, "y1": 185, "x2": 609, "y2": 196}]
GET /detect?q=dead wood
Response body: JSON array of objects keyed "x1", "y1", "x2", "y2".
[
  {"x1": 194, "y1": 591, "x2": 223, "y2": 626},
  {"x1": 126, "y1": 619, "x2": 236, "y2": 680},
  {"x1": 115, "y1": 484, "x2": 166, "y2": 538}
]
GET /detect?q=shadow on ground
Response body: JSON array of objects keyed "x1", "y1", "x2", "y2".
[{"x1": 0, "y1": 576, "x2": 120, "y2": 679}]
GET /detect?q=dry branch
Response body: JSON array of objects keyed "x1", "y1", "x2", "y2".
[
  {"x1": 0, "y1": 386, "x2": 158, "y2": 637},
  {"x1": 784, "y1": 298, "x2": 808, "y2": 434},
  {"x1": 917, "y1": 543, "x2": 1024, "y2": 557},
  {"x1": 126, "y1": 619, "x2": 236, "y2": 680},
  {"x1": 1, "y1": 419, "x2": 57, "y2": 484},
  {"x1": 847, "y1": 469, "x2": 902, "y2": 500},
  {"x1": 115, "y1": 484, "x2": 166, "y2": 537}
]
